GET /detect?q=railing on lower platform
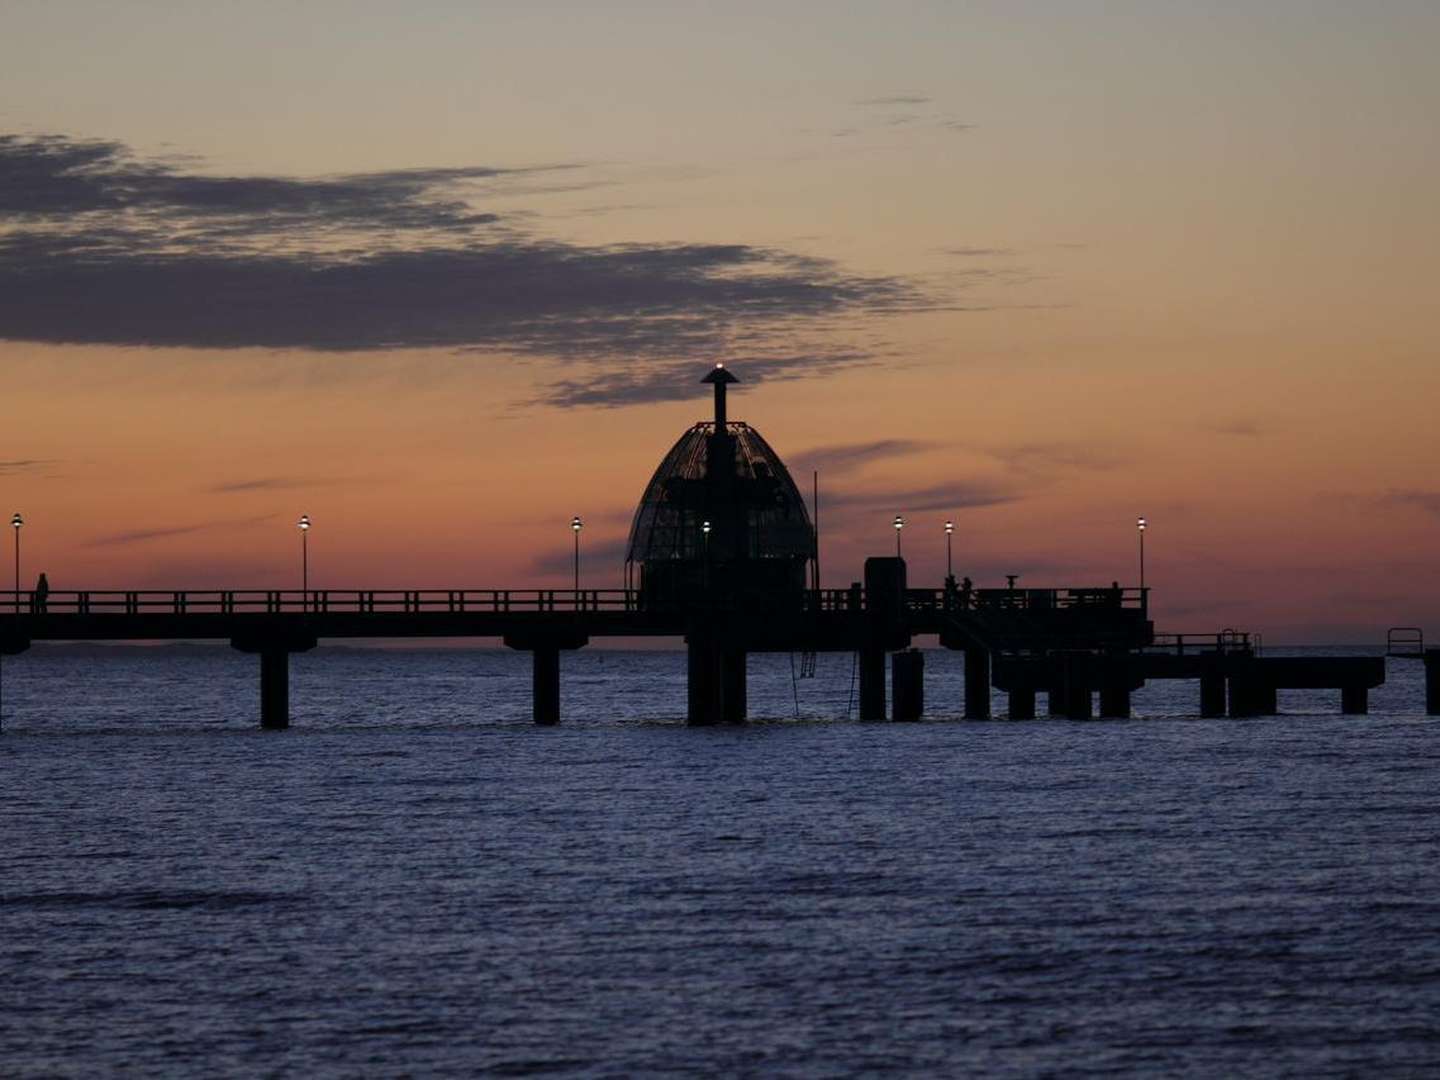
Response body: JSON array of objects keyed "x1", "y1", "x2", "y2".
[
  {"x1": 1145, "y1": 630, "x2": 1253, "y2": 655},
  {"x1": 1386, "y1": 627, "x2": 1424, "y2": 658}
]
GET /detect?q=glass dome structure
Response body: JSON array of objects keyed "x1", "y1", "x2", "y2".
[{"x1": 624, "y1": 367, "x2": 815, "y2": 610}]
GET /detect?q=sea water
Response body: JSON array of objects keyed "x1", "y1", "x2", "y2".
[{"x1": 1, "y1": 646, "x2": 1437, "y2": 1076}]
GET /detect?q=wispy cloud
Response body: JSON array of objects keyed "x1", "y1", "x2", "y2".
[
  {"x1": 85, "y1": 513, "x2": 276, "y2": 547},
  {"x1": 989, "y1": 442, "x2": 1125, "y2": 475},
  {"x1": 530, "y1": 537, "x2": 631, "y2": 577},
  {"x1": 791, "y1": 439, "x2": 937, "y2": 477},
  {"x1": 1206, "y1": 418, "x2": 1265, "y2": 438},
  {"x1": 822, "y1": 481, "x2": 1015, "y2": 515},
  {"x1": 853, "y1": 95, "x2": 932, "y2": 107},
  {"x1": 0, "y1": 134, "x2": 934, "y2": 408},
  {"x1": 0, "y1": 458, "x2": 55, "y2": 475},
  {"x1": 1381, "y1": 489, "x2": 1440, "y2": 519}
]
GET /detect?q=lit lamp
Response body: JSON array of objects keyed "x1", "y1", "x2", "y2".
[
  {"x1": 298, "y1": 514, "x2": 311, "y2": 611},
  {"x1": 10, "y1": 512, "x2": 21, "y2": 614},
  {"x1": 944, "y1": 519, "x2": 954, "y2": 578},
  {"x1": 893, "y1": 514, "x2": 905, "y2": 558},
  {"x1": 571, "y1": 515, "x2": 583, "y2": 594},
  {"x1": 1137, "y1": 515, "x2": 1147, "y2": 591}
]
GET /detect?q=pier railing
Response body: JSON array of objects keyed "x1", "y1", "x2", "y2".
[
  {"x1": 2, "y1": 584, "x2": 1151, "y2": 619},
  {"x1": 1144, "y1": 631, "x2": 1253, "y2": 655},
  {"x1": 0, "y1": 589, "x2": 640, "y2": 615}
]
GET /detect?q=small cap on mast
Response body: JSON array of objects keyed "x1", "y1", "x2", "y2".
[{"x1": 701, "y1": 363, "x2": 739, "y2": 426}]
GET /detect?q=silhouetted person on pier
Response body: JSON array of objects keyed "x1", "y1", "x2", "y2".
[
  {"x1": 944, "y1": 574, "x2": 958, "y2": 610},
  {"x1": 1109, "y1": 581, "x2": 1122, "y2": 607},
  {"x1": 33, "y1": 572, "x2": 49, "y2": 613},
  {"x1": 959, "y1": 576, "x2": 973, "y2": 610}
]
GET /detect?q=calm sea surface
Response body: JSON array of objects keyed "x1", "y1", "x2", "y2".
[{"x1": 2, "y1": 646, "x2": 1437, "y2": 1077}]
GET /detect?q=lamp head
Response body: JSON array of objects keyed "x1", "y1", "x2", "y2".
[
  {"x1": 572, "y1": 516, "x2": 583, "y2": 533},
  {"x1": 10, "y1": 512, "x2": 20, "y2": 530},
  {"x1": 1137, "y1": 516, "x2": 1147, "y2": 532},
  {"x1": 893, "y1": 514, "x2": 905, "y2": 531},
  {"x1": 944, "y1": 520, "x2": 954, "y2": 535},
  {"x1": 298, "y1": 514, "x2": 310, "y2": 531},
  {"x1": 702, "y1": 520, "x2": 711, "y2": 535}
]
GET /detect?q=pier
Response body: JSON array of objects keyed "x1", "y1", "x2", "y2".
[{"x1": 1, "y1": 365, "x2": 1425, "y2": 727}]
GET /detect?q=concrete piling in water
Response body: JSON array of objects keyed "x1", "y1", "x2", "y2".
[
  {"x1": 964, "y1": 648, "x2": 991, "y2": 719},
  {"x1": 721, "y1": 648, "x2": 747, "y2": 724},
  {"x1": 892, "y1": 649, "x2": 924, "y2": 721},
  {"x1": 1425, "y1": 650, "x2": 1440, "y2": 716},
  {"x1": 1340, "y1": 684, "x2": 1368, "y2": 715},
  {"x1": 1061, "y1": 652, "x2": 1093, "y2": 720},
  {"x1": 1200, "y1": 667, "x2": 1227, "y2": 718},
  {"x1": 1098, "y1": 658, "x2": 1132, "y2": 719},
  {"x1": 532, "y1": 646, "x2": 560, "y2": 725},
  {"x1": 1008, "y1": 686, "x2": 1036, "y2": 720},
  {"x1": 504, "y1": 632, "x2": 589, "y2": 726},
  {"x1": 231, "y1": 631, "x2": 318, "y2": 730},
  {"x1": 859, "y1": 646, "x2": 886, "y2": 720}
]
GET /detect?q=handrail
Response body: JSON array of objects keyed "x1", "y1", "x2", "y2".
[
  {"x1": 1387, "y1": 627, "x2": 1424, "y2": 658},
  {"x1": 1, "y1": 584, "x2": 1154, "y2": 618},
  {"x1": 0, "y1": 589, "x2": 640, "y2": 615},
  {"x1": 1144, "y1": 630, "x2": 1253, "y2": 655}
]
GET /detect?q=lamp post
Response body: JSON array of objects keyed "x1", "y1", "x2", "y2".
[
  {"x1": 1137, "y1": 515, "x2": 1147, "y2": 591},
  {"x1": 10, "y1": 512, "x2": 21, "y2": 613},
  {"x1": 893, "y1": 514, "x2": 905, "y2": 558},
  {"x1": 298, "y1": 514, "x2": 310, "y2": 611},
  {"x1": 702, "y1": 520, "x2": 712, "y2": 589},
  {"x1": 571, "y1": 516, "x2": 583, "y2": 595},
  {"x1": 944, "y1": 520, "x2": 954, "y2": 579}
]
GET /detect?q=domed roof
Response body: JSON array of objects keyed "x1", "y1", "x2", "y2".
[{"x1": 626, "y1": 420, "x2": 814, "y2": 564}]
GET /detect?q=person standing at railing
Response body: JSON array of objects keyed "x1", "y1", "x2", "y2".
[
  {"x1": 959, "y1": 576, "x2": 973, "y2": 610},
  {"x1": 33, "y1": 572, "x2": 49, "y2": 613},
  {"x1": 1109, "y1": 581, "x2": 1122, "y2": 608}
]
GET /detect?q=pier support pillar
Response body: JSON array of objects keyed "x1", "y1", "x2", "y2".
[
  {"x1": 1340, "y1": 684, "x2": 1368, "y2": 715},
  {"x1": 259, "y1": 649, "x2": 290, "y2": 730},
  {"x1": 859, "y1": 647, "x2": 886, "y2": 720},
  {"x1": 1200, "y1": 669, "x2": 1227, "y2": 718},
  {"x1": 533, "y1": 646, "x2": 560, "y2": 726},
  {"x1": 721, "y1": 648, "x2": 747, "y2": 724},
  {"x1": 1062, "y1": 652, "x2": 1092, "y2": 720},
  {"x1": 231, "y1": 631, "x2": 317, "y2": 730},
  {"x1": 1046, "y1": 672, "x2": 1066, "y2": 717},
  {"x1": 687, "y1": 637, "x2": 719, "y2": 725},
  {"x1": 1426, "y1": 650, "x2": 1440, "y2": 716},
  {"x1": 1008, "y1": 686, "x2": 1036, "y2": 720},
  {"x1": 504, "y1": 632, "x2": 588, "y2": 725},
  {"x1": 1099, "y1": 670, "x2": 1131, "y2": 719},
  {"x1": 892, "y1": 649, "x2": 924, "y2": 721},
  {"x1": 964, "y1": 648, "x2": 991, "y2": 720},
  {"x1": 685, "y1": 637, "x2": 746, "y2": 725},
  {"x1": 1229, "y1": 677, "x2": 1277, "y2": 717}
]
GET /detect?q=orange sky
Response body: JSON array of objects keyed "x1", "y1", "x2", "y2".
[{"x1": 2, "y1": 3, "x2": 1437, "y2": 642}]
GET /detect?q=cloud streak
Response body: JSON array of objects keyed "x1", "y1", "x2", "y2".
[{"x1": 0, "y1": 134, "x2": 934, "y2": 407}]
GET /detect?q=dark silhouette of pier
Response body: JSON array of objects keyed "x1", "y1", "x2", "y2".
[{"x1": 1, "y1": 366, "x2": 1426, "y2": 727}]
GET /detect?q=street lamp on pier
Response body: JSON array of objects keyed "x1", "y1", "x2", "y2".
[
  {"x1": 893, "y1": 514, "x2": 905, "y2": 558},
  {"x1": 944, "y1": 520, "x2": 954, "y2": 579},
  {"x1": 10, "y1": 512, "x2": 21, "y2": 613},
  {"x1": 571, "y1": 516, "x2": 583, "y2": 596},
  {"x1": 1137, "y1": 515, "x2": 1147, "y2": 591},
  {"x1": 298, "y1": 514, "x2": 311, "y2": 611}
]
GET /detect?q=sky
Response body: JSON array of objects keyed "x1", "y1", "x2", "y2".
[{"x1": 1, "y1": 0, "x2": 1437, "y2": 642}]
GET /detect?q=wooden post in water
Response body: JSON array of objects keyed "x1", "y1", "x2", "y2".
[{"x1": 1199, "y1": 666, "x2": 1227, "y2": 718}]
